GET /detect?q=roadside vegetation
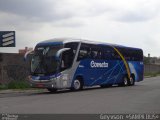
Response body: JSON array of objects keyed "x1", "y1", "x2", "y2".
[
  {"x1": 144, "y1": 72, "x2": 160, "y2": 77},
  {"x1": 0, "y1": 81, "x2": 30, "y2": 90}
]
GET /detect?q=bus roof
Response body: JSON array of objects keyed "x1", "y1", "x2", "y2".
[{"x1": 36, "y1": 38, "x2": 142, "y2": 51}]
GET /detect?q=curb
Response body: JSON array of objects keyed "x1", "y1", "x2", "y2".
[{"x1": 0, "y1": 89, "x2": 46, "y2": 94}]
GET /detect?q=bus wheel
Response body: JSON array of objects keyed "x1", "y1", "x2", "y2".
[
  {"x1": 129, "y1": 75, "x2": 135, "y2": 86},
  {"x1": 119, "y1": 76, "x2": 129, "y2": 86},
  {"x1": 72, "y1": 79, "x2": 83, "y2": 90},
  {"x1": 47, "y1": 88, "x2": 57, "y2": 93}
]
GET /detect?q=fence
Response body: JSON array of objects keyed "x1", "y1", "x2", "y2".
[
  {"x1": 144, "y1": 64, "x2": 160, "y2": 74},
  {"x1": 0, "y1": 65, "x2": 29, "y2": 84},
  {"x1": 0, "y1": 53, "x2": 30, "y2": 84}
]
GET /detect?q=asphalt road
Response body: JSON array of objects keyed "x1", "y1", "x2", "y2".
[{"x1": 0, "y1": 76, "x2": 160, "y2": 114}]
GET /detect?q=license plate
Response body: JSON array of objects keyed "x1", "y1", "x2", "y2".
[{"x1": 36, "y1": 84, "x2": 44, "y2": 88}]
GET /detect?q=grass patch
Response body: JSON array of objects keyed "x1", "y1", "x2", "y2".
[
  {"x1": 144, "y1": 72, "x2": 160, "y2": 77},
  {"x1": 0, "y1": 84, "x2": 8, "y2": 90},
  {"x1": 8, "y1": 81, "x2": 30, "y2": 89},
  {"x1": 0, "y1": 81, "x2": 30, "y2": 90}
]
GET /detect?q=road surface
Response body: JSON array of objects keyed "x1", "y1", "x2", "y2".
[{"x1": 0, "y1": 76, "x2": 160, "y2": 113}]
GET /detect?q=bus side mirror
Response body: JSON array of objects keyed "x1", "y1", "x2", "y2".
[
  {"x1": 24, "y1": 50, "x2": 34, "y2": 61},
  {"x1": 55, "y1": 48, "x2": 71, "y2": 60}
]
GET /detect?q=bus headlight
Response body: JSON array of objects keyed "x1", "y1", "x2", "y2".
[
  {"x1": 52, "y1": 76, "x2": 61, "y2": 81},
  {"x1": 57, "y1": 75, "x2": 61, "y2": 80},
  {"x1": 50, "y1": 78, "x2": 55, "y2": 81},
  {"x1": 62, "y1": 74, "x2": 68, "y2": 80}
]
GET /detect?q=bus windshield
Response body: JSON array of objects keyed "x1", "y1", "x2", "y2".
[{"x1": 31, "y1": 45, "x2": 62, "y2": 75}]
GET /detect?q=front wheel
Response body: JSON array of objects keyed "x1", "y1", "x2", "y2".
[
  {"x1": 129, "y1": 76, "x2": 135, "y2": 86},
  {"x1": 71, "y1": 79, "x2": 83, "y2": 91}
]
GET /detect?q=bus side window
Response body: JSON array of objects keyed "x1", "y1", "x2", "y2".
[
  {"x1": 90, "y1": 51, "x2": 97, "y2": 59},
  {"x1": 101, "y1": 46, "x2": 115, "y2": 60},
  {"x1": 61, "y1": 49, "x2": 74, "y2": 70},
  {"x1": 77, "y1": 43, "x2": 91, "y2": 61},
  {"x1": 96, "y1": 50, "x2": 102, "y2": 59},
  {"x1": 89, "y1": 45, "x2": 99, "y2": 59},
  {"x1": 64, "y1": 42, "x2": 78, "y2": 56},
  {"x1": 77, "y1": 49, "x2": 88, "y2": 61},
  {"x1": 60, "y1": 42, "x2": 79, "y2": 71}
]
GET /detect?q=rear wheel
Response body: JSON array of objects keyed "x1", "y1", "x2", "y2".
[
  {"x1": 47, "y1": 88, "x2": 57, "y2": 93},
  {"x1": 129, "y1": 75, "x2": 135, "y2": 86},
  {"x1": 118, "y1": 76, "x2": 129, "y2": 86}
]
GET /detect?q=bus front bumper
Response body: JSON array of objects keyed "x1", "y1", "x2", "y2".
[
  {"x1": 28, "y1": 73, "x2": 70, "y2": 89},
  {"x1": 29, "y1": 79, "x2": 59, "y2": 89}
]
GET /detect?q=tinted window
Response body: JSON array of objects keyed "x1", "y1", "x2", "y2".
[
  {"x1": 78, "y1": 44, "x2": 121, "y2": 60},
  {"x1": 100, "y1": 46, "x2": 121, "y2": 60},
  {"x1": 77, "y1": 43, "x2": 105, "y2": 60},
  {"x1": 60, "y1": 42, "x2": 79, "y2": 70},
  {"x1": 64, "y1": 42, "x2": 78, "y2": 55},
  {"x1": 117, "y1": 47, "x2": 143, "y2": 61},
  {"x1": 77, "y1": 43, "x2": 143, "y2": 61},
  {"x1": 77, "y1": 43, "x2": 90, "y2": 61},
  {"x1": 90, "y1": 45, "x2": 102, "y2": 59}
]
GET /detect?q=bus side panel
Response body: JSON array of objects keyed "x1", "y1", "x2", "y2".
[
  {"x1": 128, "y1": 61, "x2": 144, "y2": 82},
  {"x1": 73, "y1": 59, "x2": 127, "y2": 87}
]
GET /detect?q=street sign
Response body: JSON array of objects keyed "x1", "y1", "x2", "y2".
[{"x1": 0, "y1": 31, "x2": 15, "y2": 47}]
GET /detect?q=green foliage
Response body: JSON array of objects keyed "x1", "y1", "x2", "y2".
[
  {"x1": 8, "y1": 81, "x2": 30, "y2": 89},
  {"x1": 144, "y1": 72, "x2": 160, "y2": 77},
  {"x1": 0, "y1": 84, "x2": 8, "y2": 90},
  {"x1": 0, "y1": 81, "x2": 30, "y2": 90}
]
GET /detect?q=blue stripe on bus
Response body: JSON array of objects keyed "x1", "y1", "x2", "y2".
[
  {"x1": 36, "y1": 42, "x2": 63, "y2": 47},
  {"x1": 31, "y1": 72, "x2": 61, "y2": 80}
]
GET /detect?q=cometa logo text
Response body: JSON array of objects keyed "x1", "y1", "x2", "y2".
[{"x1": 90, "y1": 61, "x2": 108, "y2": 68}]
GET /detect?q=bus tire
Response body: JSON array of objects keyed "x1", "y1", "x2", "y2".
[
  {"x1": 72, "y1": 78, "x2": 83, "y2": 91},
  {"x1": 47, "y1": 88, "x2": 57, "y2": 93},
  {"x1": 129, "y1": 75, "x2": 135, "y2": 86},
  {"x1": 118, "y1": 75, "x2": 129, "y2": 87}
]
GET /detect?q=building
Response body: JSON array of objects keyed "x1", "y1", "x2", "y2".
[
  {"x1": 19, "y1": 47, "x2": 33, "y2": 55},
  {"x1": 144, "y1": 54, "x2": 160, "y2": 65}
]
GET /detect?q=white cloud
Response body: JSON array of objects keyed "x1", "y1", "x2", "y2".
[{"x1": 0, "y1": 0, "x2": 160, "y2": 57}]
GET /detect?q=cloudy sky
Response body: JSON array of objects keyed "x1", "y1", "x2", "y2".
[{"x1": 0, "y1": 0, "x2": 160, "y2": 57}]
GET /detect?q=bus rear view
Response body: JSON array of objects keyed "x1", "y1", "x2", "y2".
[{"x1": 25, "y1": 38, "x2": 144, "y2": 92}]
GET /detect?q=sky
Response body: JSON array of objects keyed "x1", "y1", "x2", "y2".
[{"x1": 0, "y1": 0, "x2": 160, "y2": 57}]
